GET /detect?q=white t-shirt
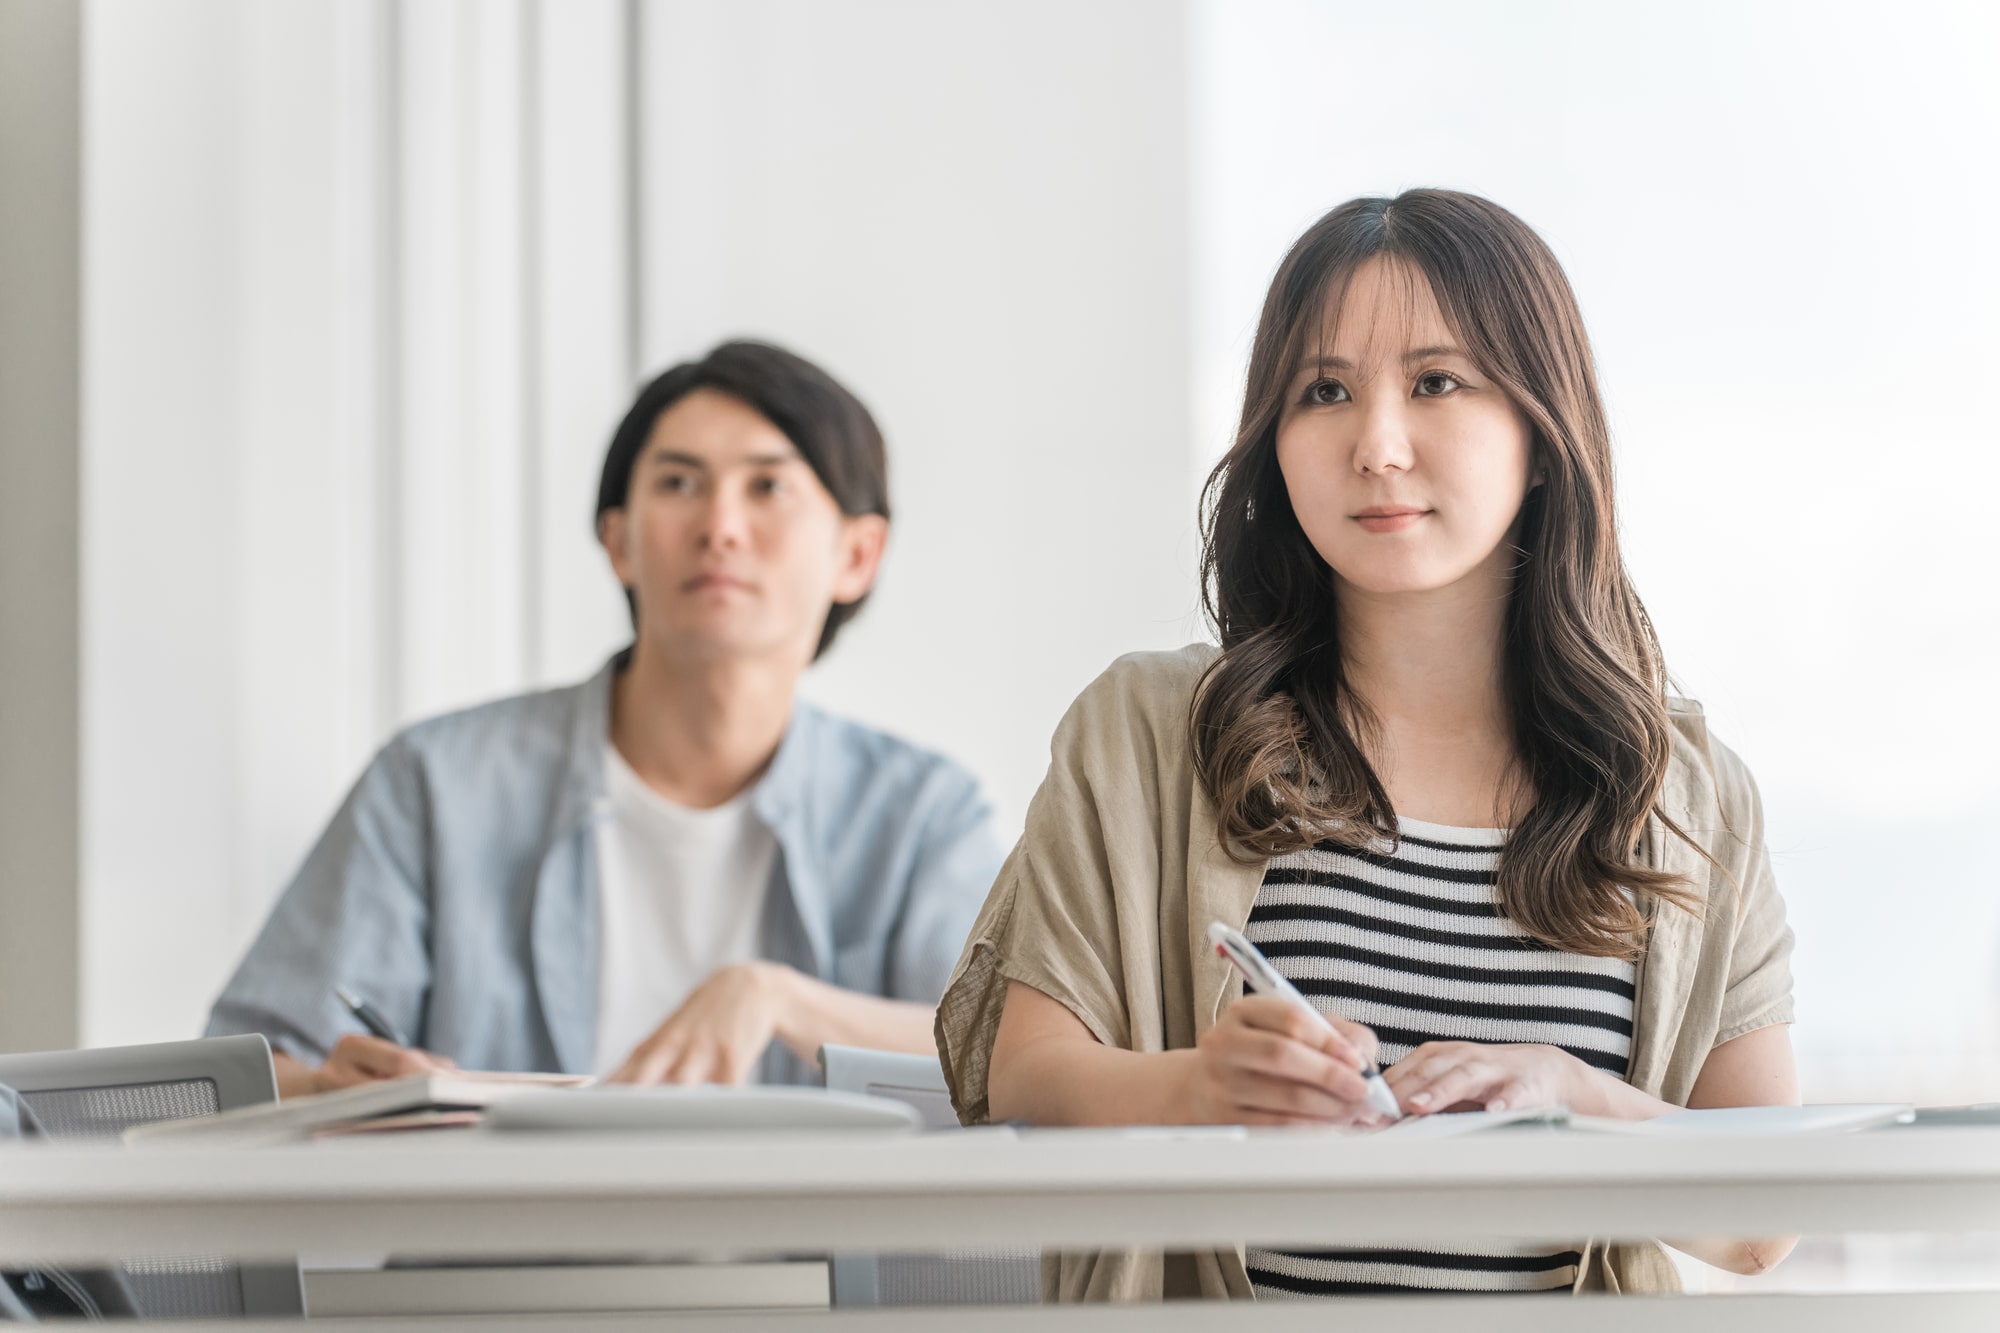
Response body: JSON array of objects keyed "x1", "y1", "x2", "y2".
[{"x1": 591, "y1": 743, "x2": 777, "y2": 1076}]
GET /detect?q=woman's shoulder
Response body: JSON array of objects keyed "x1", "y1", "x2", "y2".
[
  {"x1": 1060, "y1": 643, "x2": 1219, "y2": 740},
  {"x1": 1661, "y1": 695, "x2": 1764, "y2": 843},
  {"x1": 1031, "y1": 643, "x2": 1219, "y2": 795},
  {"x1": 1094, "y1": 641, "x2": 1220, "y2": 695}
]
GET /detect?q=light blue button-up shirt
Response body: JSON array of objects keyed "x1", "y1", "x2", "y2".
[{"x1": 205, "y1": 657, "x2": 1006, "y2": 1085}]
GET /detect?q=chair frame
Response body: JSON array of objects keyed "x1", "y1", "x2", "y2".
[
  {"x1": 818, "y1": 1044, "x2": 1040, "y2": 1308},
  {"x1": 0, "y1": 1034, "x2": 305, "y2": 1317}
]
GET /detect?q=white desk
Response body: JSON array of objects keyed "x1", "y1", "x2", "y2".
[
  {"x1": 8, "y1": 1294, "x2": 1994, "y2": 1333},
  {"x1": 4, "y1": 1126, "x2": 2000, "y2": 1329}
]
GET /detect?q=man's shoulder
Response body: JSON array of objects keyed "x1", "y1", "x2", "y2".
[
  {"x1": 383, "y1": 669, "x2": 606, "y2": 782},
  {"x1": 791, "y1": 701, "x2": 981, "y2": 802}
]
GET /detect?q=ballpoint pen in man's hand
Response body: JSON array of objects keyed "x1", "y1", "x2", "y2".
[
  {"x1": 1208, "y1": 920, "x2": 1403, "y2": 1123},
  {"x1": 334, "y1": 985, "x2": 411, "y2": 1049}
]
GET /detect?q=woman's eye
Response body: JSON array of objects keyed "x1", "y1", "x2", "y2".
[
  {"x1": 658, "y1": 473, "x2": 693, "y2": 494},
  {"x1": 1303, "y1": 379, "x2": 1350, "y2": 406},
  {"x1": 1414, "y1": 371, "x2": 1463, "y2": 397},
  {"x1": 752, "y1": 476, "x2": 783, "y2": 496}
]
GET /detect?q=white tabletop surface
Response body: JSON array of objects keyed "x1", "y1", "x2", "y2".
[
  {"x1": 5, "y1": 1124, "x2": 2000, "y2": 1266},
  {"x1": 49, "y1": 1293, "x2": 2000, "y2": 1333}
]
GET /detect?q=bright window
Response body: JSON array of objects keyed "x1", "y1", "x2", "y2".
[{"x1": 1192, "y1": 0, "x2": 2000, "y2": 1103}]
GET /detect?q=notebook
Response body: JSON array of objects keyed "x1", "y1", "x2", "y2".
[
  {"x1": 1370, "y1": 1103, "x2": 1915, "y2": 1140},
  {"x1": 1567, "y1": 1103, "x2": 1916, "y2": 1136},
  {"x1": 123, "y1": 1070, "x2": 591, "y2": 1146},
  {"x1": 483, "y1": 1085, "x2": 923, "y2": 1134}
]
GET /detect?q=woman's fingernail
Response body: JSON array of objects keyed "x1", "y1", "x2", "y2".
[
  {"x1": 1408, "y1": 1092, "x2": 1433, "y2": 1108},
  {"x1": 1489, "y1": 1099, "x2": 1508, "y2": 1112}
]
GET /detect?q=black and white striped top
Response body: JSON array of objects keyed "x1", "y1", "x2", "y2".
[{"x1": 1242, "y1": 816, "x2": 1636, "y2": 1299}]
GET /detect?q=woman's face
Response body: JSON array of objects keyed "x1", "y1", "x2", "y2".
[{"x1": 1275, "y1": 255, "x2": 1537, "y2": 599}]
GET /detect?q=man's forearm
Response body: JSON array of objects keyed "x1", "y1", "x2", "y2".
[
  {"x1": 764, "y1": 964, "x2": 938, "y2": 1063},
  {"x1": 271, "y1": 1051, "x2": 321, "y2": 1100}
]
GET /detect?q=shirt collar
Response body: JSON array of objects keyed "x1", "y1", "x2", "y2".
[
  {"x1": 559, "y1": 651, "x2": 836, "y2": 976},
  {"x1": 557, "y1": 650, "x2": 624, "y2": 832}
]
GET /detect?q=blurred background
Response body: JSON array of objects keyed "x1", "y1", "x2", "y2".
[{"x1": 3, "y1": 0, "x2": 1996, "y2": 1117}]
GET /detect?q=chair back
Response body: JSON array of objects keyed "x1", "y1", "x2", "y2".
[
  {"x1": 0, "y1": 1035, "x2": 306, "y2": 1317},
  {"x1": 819, "y1": 1044, "x2": 1041, "y2": 1308}
]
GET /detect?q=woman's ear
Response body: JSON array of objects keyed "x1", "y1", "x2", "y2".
[
  {"x1": 1524, "y1": 431, "x2": 1551, "y2": 491},
  {"x1": 830, "y1": 513, "x2": 890, "y2": 605}
]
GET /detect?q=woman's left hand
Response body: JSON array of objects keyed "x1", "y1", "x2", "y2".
[{"x1": 1382, "y1": 1041, "x2": 1589, "y2": 1115}]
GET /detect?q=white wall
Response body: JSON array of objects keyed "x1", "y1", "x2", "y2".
[
  {"x1": 635, "y1": 0, "x2": 1200, "y2": 833},
  {"x1": 80, "y1": 0, "x2": 247, "y2": 1048},
  {"x1": 68, "y1": 0, "x2": 1197, "y2": 1045},
  {"x1": 1192, "y1": 0, "x2": 2000, "y2": 1102}
]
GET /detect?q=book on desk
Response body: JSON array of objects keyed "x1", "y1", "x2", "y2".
[
  {"x1": 121, "y1": 1073, "x2": 926, "y2": 1144},
  {"x1": 120, "y1": 1071, "x2": 590, "y2": 1145},
  {"x1": 299, "y1": 1260, "x2": 831, "y2": 1316}
]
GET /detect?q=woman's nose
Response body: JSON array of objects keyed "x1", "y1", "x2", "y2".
[{"x1": 1352, "y1": 398, "x2": 1416, "y2": 475}]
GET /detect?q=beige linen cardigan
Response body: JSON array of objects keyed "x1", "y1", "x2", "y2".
[{"x1": 935, "y1": 644, "x2": 1796, "y2": 1302}]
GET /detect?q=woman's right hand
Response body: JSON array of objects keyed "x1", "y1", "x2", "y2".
[
  {"x1": 1188, "y1": 995, "x2": 1388, "y2": 1127},
  {"x1": 312, "y1": 1034, "x2": 456, "y2": 1092}
]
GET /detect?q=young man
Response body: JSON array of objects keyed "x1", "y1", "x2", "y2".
[{"x1": 207, "y1": 341, "x2": 1003, "y2": 1097}]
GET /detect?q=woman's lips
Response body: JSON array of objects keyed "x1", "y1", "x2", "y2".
[{"x1": 1352, "y1": 507, "x2": 1430, "y2": 533}]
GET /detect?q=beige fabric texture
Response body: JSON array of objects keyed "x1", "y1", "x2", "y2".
[{"x1": 935, "y1": 643, "x2": 1796, "y2": 1303}]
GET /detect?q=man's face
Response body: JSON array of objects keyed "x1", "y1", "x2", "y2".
[{"x1": 599, "y1": 388, "x2": 886, "y2": 667}]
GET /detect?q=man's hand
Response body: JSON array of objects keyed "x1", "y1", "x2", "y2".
[
  {"x1": 1382, "y1": 1041, "x2": 1586, "y2": 1114},
  {"x1": 608, "y1": 962, "x2": 794, "y2": 1086},
  {"x1": 1187, "y1": 995, "x2": 1389, "y2": 1127},
  {"x1": 298, "y1": 1035, "x2": 456, "y2": 1095}
]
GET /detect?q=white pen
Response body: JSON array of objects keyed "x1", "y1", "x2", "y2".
[{"x1": 1208, "y1": 920, "x2": 1403, "y2": 1123}]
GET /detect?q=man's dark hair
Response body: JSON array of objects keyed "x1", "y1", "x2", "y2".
[{"x1": 595, "y1": 339, "x2": 891, "y2": 661}]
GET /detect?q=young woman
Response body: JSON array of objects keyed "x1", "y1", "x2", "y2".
[{"x1": 936, "y1": 190, "x2": 1797, "y2": 1300}]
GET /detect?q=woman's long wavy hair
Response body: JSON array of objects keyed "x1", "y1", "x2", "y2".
[{"x1": 1193, "y1": 189, "x2": 1698, "y2": 959}]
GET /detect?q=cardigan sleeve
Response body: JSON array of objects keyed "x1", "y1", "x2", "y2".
[
  {"x1": 935, "y1": 650, "x2": 1205, "y2": 1125},
  {"x1": 934, "y1": 674, "x2": 1140, "y2": 1125},
  {"x1": 1707, "y1": 736, "x2": 1797, "y2": 1045}
]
